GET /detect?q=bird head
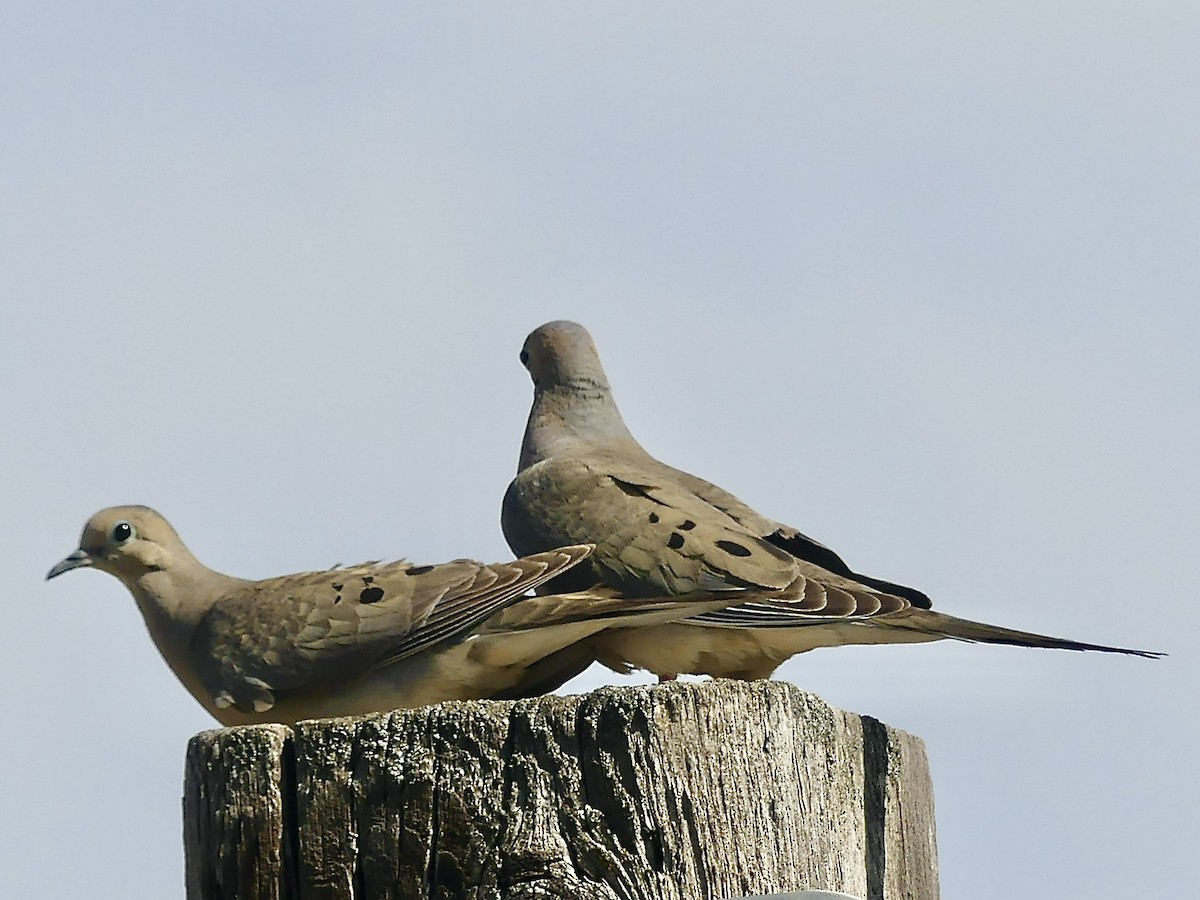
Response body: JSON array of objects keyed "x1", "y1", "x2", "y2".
[
  {"x1": 519, "y1": 320, "x2": 611, "y2": 393},
  {"x1": 47, "y1": 506, "x2": 181, "y2": 587}
]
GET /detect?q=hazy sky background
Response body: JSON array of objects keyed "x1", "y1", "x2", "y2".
[{"x1": 2, "y1": 4, "x2": 1195, "y2": 898}]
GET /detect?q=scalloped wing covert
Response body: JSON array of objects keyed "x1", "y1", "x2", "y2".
[
  {"x1": 505, "y1": 455, "x2": 800, "y2": 597},
  {"x1": 191, "y1": 546, "x2": 591, "y2": 713}
]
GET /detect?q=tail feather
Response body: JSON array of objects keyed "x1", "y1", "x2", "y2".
[
  {"x1": 888, "y1": 610, "x2": 1164, "y2": 659},
  {"x1": 484, "y1": 591, "x2": 742, "y2": 633}
]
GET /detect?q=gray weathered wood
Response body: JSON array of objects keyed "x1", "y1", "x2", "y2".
[
  {"x1": 184, "y1": 722, "x2": 294, "y2": 900},
  {"x1": 183, "y1": 681, "x2": 937, "y2": 900}
]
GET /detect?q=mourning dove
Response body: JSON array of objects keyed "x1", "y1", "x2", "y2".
[
  {"x1": 501, "y1": 320, "x2": 1161, "y2": 680},
  {"x1": 46, "y1": 506, "x2": 739, "y2": 725}
]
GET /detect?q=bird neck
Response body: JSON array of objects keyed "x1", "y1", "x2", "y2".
[
  {"x1": 519, "y1": 384, "x2": 645, "y2": 469},
  {"x1": 128, "y1": 566, "x2": 228, "y2": 648},
  {"x1": 127, "y1": 565, "x2": 242, "y2": 718}
]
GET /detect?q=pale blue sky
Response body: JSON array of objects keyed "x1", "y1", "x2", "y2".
[{"x1": 2, "y1": 4, "x2": 1195, "y2": 898}]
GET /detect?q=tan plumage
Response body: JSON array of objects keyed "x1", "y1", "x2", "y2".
[
  {"x1": 502, "y1": 320, "x2": 1162, "y2": 680},
  {"x1": 46, "y1": 506, "x2": 737, "y2": 724}
]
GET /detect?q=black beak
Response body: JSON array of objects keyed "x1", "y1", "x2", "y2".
[{"x1": 46, "y1": 549, "x2": 93, "y2": 580}]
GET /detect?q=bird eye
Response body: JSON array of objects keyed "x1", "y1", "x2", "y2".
[
  {"x1": 519, "y1": 349, "x2": 530, "y2": 366},
  {"x1": 111, "y1": 522, "x2": 135, "y2": 544}
]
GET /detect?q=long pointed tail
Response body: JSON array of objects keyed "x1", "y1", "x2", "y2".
[{"x1": 886, "y1": 610, "x2": 1164, "y2": 658}]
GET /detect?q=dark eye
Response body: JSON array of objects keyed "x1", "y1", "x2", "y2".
[
  {"x1": 111, "y1": 522, "x2": 134, "y2": 544},
  {"x1": 519, "y1": 348, "x2": 530, "y2": 366}
]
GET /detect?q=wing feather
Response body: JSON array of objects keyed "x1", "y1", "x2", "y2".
[{"x1": 192, "y1": 545, "x2": 592, "y2": 712}]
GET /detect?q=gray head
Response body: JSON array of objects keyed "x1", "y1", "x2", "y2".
[
  {"x1": 518, "y1": 320, "x2": 612, "y2": 394},
  {"x1": 515, "y1": 321, "x2": 647, "y2": 468}
]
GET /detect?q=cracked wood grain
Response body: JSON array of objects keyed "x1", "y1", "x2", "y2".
[{"x1": 183, "y1": 681, "x2": 938, "y2": 900}]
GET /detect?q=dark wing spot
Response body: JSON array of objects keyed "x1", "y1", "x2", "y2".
[
  {"x1": 648, "y1": 512, "x2": 660, "y2": 524},
  {"x1": 406, "y1": 565, "x2": 434, "y2": 576},
  {"x1": 612, "y1": 478, "x2": 645, "y2": 497},
  {"x1": 679, "y1": 520, "x2": 696, "y2": 531},
  {"x1": 667, "y1": 532, "x2": 685, "y2": 550},
  {"x1": 715, "y1": 540, "x2": 753, "y2": 558},
  {"x1": 332, "y1": 583, "x2": 344, "y2": 592},
  {"x1": 359, "y1": 586, "x2": 385, "y2": 604},
  {"x1": 333, "y1": 595, "x2": 342, "y2": 604},
  {"x1": 362, "y1": 575, "x2": 375, "y2": 585}
]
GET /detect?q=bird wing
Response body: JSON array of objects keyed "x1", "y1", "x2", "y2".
[
  {"x1": 504, "y1": 454, "x2": 801, "y2": 596},
  {"x1": 191, "y1": 545, "x2": 592, "y2": 713},
  {"x1": 659, "y1": 461, "x2": 933, "y2": 607}
]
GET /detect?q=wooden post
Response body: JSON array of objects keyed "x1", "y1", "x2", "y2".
[{"x1": 183, "y1": 681, "x2": 938, "y2": 900}]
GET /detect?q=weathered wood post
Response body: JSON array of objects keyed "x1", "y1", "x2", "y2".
[{"x1": 183, "y1": 680, "x2": 938, "y2": 900}]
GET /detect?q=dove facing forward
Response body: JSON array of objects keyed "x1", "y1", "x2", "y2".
[
  {"x1": 501, "y1": 320, "x2": 1161, "y2": 680},
  {"x1": 47, "y1": 506, "x2": 736, "y2": 725}
]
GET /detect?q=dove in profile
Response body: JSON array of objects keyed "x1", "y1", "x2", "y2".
[{"x1": 47, "y1": 505, "x2": 735, "y2": 724}]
